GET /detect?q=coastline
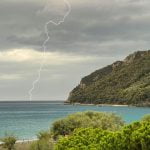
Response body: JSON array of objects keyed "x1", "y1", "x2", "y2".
[
  {"x1": 65, "y1": 101, "x2": 150, "y2": 107},
  {"x1": 65, "y1": 102, "x2": 129, "y2": 107},
  {"x1": 0, "y1": 139, "x2": 38, "y2": 145},
  {"x1": 16, "y1": 139, "x2": 38, "y2": 143}
]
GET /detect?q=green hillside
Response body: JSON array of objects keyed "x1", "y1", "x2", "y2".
[{"x1": 67, "y1": 50, "x2": 150, "y2": 106}]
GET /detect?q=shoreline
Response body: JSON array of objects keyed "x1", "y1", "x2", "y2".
[
  {"x1": 16, "y1": 139, "x2": 38, "y2": 143},
  {"x1": 0, "y1": 139, "x2": 38, "y2": 145},
  {"x1": 68, "y1": 102, "x2": 150, "y2": 107},
  {"x1": 67, "y1": 102, "x2": 129, "y2": 107}
]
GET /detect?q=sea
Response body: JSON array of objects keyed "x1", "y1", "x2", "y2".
[{"x1": 0, "y1": 101, "x2": 150, "y2": 140}]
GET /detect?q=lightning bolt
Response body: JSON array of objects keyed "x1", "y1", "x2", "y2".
[{"x1": 28, "y1": 0, "x2": 71, "y2": 101}]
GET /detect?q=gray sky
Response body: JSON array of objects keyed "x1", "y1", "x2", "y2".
[{"x1": 0, "y1": 0, "x2": 150, "y2": 100}]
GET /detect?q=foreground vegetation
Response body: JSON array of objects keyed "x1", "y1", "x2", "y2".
[
  {"x1": 0, "y1": 112, "x2": 150, "y2": 150},
  {"x1": 56, "y1": 121, "x2": 150, "y2": 150},
  {"x1": 67, "y1": 50, "x2": 150, "y2": 106},
  {"x1": 0, "y1": 141, "x2": 32, "y2": 150},
  {"x1": 51, "y1": 111, "x2": 124, "y2": 139},
  {"x1": 0, "y1": 136, "x2": 16, "y2": 150}
]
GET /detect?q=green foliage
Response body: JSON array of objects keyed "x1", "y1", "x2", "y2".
[
  {"x1": 55, "y1": 121, "x2": 150, "y2": 150},
  {"x1": 0, "y1": 136, "x2": 17, "y2": 150},
  {"x1": 121, "y1": 121, "x2": 150, "y2": 150},
  {"x1": 30, "y1": 131, "x2": 54, "y2": 150},
  {"x1": 51, "y1": 111, "x2": 124, "y2": 139},
  {"x1": 37, "y1": 131, "x2": 52, "y2": 140},
  {"x1": 141, "y1": 114, "x2": 150, "y2": 122},
  {"x1": 68, "y1": 50, "x2": 150, "y2": 106},
  {"x1": 30, "y1": 139, "x2": 54, "y2": 150}
]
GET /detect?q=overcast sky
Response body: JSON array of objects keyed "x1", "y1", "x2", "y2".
[{"x1": 0, "y1": 0, "x2": 150, "y2": 101}]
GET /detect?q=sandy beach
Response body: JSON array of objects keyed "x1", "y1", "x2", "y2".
[
  {"x1": 0, "y1": 139, "x2": 37, "y2": 145},
  {"x1": 72, "y1": 103, "x2": 129, "y2": 107}
]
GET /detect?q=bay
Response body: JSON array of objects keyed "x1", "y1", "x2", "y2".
[{"x1": 0, "y1": 101, "x2": 149, "y2": 140}]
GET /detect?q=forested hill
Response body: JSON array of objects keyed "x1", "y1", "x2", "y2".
[{"x1": 67, "y1": 50, "x2": 150, "y2": 106}]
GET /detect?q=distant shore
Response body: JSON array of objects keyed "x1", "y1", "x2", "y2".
[
  {"x1": 65, "y1": 102, "x2": 129, "y2": 107},
  {"x1": 0, "y1": 139, "x2": 37, "y2": 145},
  {"x1": 65, "y1": 101, "x2": 150, "y2": 107}
]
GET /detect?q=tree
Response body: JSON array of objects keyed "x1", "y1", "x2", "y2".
[{"x1": 1, "y1": 136, "x2": 17, "y2": 150}]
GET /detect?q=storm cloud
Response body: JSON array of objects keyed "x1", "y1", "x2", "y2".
[{"x1": 0, "y1": 0, "x2": 150, "y2": 100}]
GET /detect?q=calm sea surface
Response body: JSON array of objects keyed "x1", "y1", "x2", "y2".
[{"x1": 0, "y1": 101, "x2": 150, "y2": 140}]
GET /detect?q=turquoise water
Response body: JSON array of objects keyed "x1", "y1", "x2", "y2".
[{"x1": 0, "y1": 101, "x2": 150, "y2": 140}]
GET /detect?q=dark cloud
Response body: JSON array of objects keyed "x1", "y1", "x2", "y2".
[
  {"x1": 0, "y1": 0, "x2": 150, "y2": 100},
  {"x1": 1, "y1": 0, "x2": 150, "y2": 54}
]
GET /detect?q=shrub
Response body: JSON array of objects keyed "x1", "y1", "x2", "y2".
[
  {"x1": 30, "y1": 139, "x2": 54, "y2": 150},
  {"x1": 141, "y1": 114, "x2": 150, "y2": 122},
  {"x1": 55, "y1": 128, "x2": 119, "y2": 150},
  {"x1": 51, "y1": 111, "x2": 124, "y2": 139},
  {"x1": 55, "y1": 120, "x2": 150, "y2": 150},
  {"x1": 121, "y1": 121, "x2": 150, "y2": 150},
  {"x1": 30, "y1": 131, "x2": 54, "y2": 150},
  {"x1": 0, "y1": 136, "x2": 17, "y2": 150},
  {"x1": 37, "y1": 131, "x2": 52, "y2": 140}
]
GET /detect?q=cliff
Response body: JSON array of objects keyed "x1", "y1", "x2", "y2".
[{"x1": 67, "y1": 50, "x2": 150, "y2": 106}]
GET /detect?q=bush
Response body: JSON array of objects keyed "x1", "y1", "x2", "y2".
[
  {"x1": 30, "y1": 139, "x2": 54, "y2": 150},
  {"x1": 0, "y1": 136, "x2": 17, "y2": 150},
  {"x1": 30, "y1": 131, "x2": 54, "y2": 150},
  {"x1": 121, "y1": 121, "x2": 150, "y2": 150},
  {"x1": 141, "y1": 114, "x2": 150, "y2": 122},
  {"x1": 55, "y1": 121, "x2": 150, "y2": 150},
  {"x1": 37, "y1": 131, "x2": 52, "y2": 140},
  {"x1": 51, "y1": 111, "x2": 124, "y2": 139}
]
